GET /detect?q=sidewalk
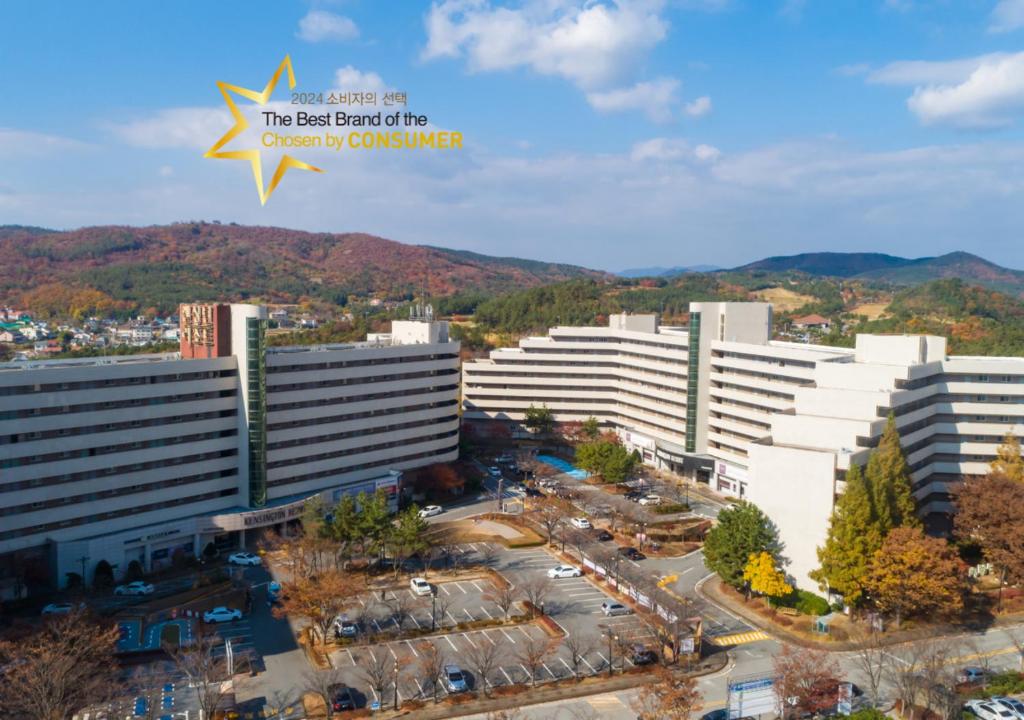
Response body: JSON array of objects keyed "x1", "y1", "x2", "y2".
[{"x1": 698, "y1": 573, "x2": 1024, "y2": 652}]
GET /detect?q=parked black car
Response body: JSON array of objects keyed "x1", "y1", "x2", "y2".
[
  {"x1": 629, "y1": 644, "x2": 658, "y2": 665},
  {"x1": 617, "y1": 546, "x2": 646, "y2": 561},
  {"x1": 624, "y1": 491, "x2": 643, "y2": 502},
  {"x1": 591, "y1": 528, "x2": 613, "y2": 541},
  {"x1": 330, "y1": 685, "x2": 356, "y2": 711},
  {"x1": 525, "y1": 487, "x2": 543, "y2": 497}
]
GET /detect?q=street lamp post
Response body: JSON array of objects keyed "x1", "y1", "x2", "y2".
[
  {"x1": 431, "y1": 589, "x2": 437, "y2": 631},
  {"x1": 393, "y1": 659, "x2": 400, "y2": 711}
]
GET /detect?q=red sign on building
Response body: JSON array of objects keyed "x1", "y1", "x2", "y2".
[{"x1": 179, "y1": 303, "x2": 231, "y2": 359}]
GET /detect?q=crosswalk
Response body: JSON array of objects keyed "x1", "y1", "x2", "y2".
[{"x1": 707, "y1": 629, "x2": 771, "y2": 646}]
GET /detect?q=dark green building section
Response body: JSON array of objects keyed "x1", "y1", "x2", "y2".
[
  {"x1": 685, "y1": 312, "x2": 700, "y2": 453},
  {"x1": 246, "y1": 316, "x2": 268, "y2": 508}
]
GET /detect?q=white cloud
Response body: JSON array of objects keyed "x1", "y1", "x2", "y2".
[
  {"x1": 694, "y1": 143, "x2": 721, "y2": 161},
  {"x1": 586, "y1": 77, "x2": 680, "y2": 122},
  {"x1": 0, "y1": 128, "x2": 91, "y2": 157},
  {"x1": 422, "y1": 0, "x2": 669, "y2": 91},
  {"x1": 862, "y1": 53, "x2": 1024, "y2": 129},
  {"x1": 158, "y1": 165, "x2": 174, "y2": 178},
  {"x1": 333, "y1": 66, "x2": 391, "y2": 95},
  {"x1": 630, "y1": 137, "x2": 719, "y2": 162},
  {"x1": 296, "y1": 10, "x2": 359, "y2": 43},
  {"x1": 990, "y1": 0, "x2": 1024, "y2": 33},
  {"x1": 685, "y1": 95, "x2": 712, "y2": 117},
  {"x1": 110, "y1": 107, "x2": 231, "y2": 149}
]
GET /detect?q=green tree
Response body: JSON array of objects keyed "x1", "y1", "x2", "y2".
[
  {"x1": 330, "y1": 494, "x2": 361, "y2": 565},
  {"x1": 582, "y1": 416, "x2": 601, "y2": 440},
  {"x1": 704, "y1": 501, "x2": 781, "y2": 589},
  {"x1": 991, "y1": 431, "x2": 1024, "y2": 483},
  {"x1": 524, "y1": 403, "x2": 555, "y2": 435},
  {"x1": 811, "y1": 463, "x2": 882, "y2": 606},
  {"x1": 386, "y1": 506, "x2": 429, "y2": 578},
  {"x1": 864, "y1": 414, "x2": 919, "y2": 533},
  {"x1": 575, "y1": 440, "x2": 637, "y2": 483},
  {"x1": 357, "y1": 490, "x2": 393, "y2": 562}
]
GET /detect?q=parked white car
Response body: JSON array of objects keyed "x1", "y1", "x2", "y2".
[
  {"x1": 410, "y1": 577, "x2": 432, "y2": 596},
  {"x1": 419, "y1": 505, "x2": 443, "y2": 518},
  {"x1": 203, "y1": 606, "x2": 242, "y2": 624},
  {"x1": 114, "y1": 581, "x2": 155, "y2": 596},
  {"x1": 968, "y1": 702, "x2": 1016, "y2": 720},
  {"x1": 638, "y1": 495, "x2": 662, "y2": 506},
  {"x1": 548, "y1": 565, "x2": 582, "y2": 579},
  {"x1": 227, "y1": 552, "x2": 262, "y2": 566},
  {"x1": 570, "y1": 517, "x2": 592, "y2": 530},
  {"x1": 41, "y1": 602, "x2": 79, "y2": 615},
  {"x1": 991, "y1": 698, "x2": 1024, "y2": 720}
]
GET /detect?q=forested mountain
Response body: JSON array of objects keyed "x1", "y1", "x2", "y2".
[
  {"x1": 731, "y1": 251, "x2": 1024, "y2": 296},
  {"x1": 0, "y1": 223, "x2": 607, "y2": 317}
]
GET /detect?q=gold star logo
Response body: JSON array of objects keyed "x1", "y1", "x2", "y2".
[{"x1": 204, "y1": 55, "x2": 323, "y2": 205}]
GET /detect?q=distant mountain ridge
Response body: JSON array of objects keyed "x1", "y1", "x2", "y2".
[
  {"x1": 617, "y1": 264, "x2": 721, "y2": 278},
  {"x1": 0, "y1": 223, "x2": 608, "y2": 315},
  {"x1": 731, "y1": 250, "x2": 1024, "y2": 296}
]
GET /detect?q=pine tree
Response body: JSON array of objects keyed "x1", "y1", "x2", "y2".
[
  {"x1": 704, "y1": 501, "x2": 781, "y2": 589},
  {"x1": 990, "y1": 431, "x2": 1024, "y2": 482},
  {"x1": 864, "y1": 414, "x2": 919, "y2": 532},
  {"x1": 810, "y1": 463, "x2": 881, "y2": 606}
]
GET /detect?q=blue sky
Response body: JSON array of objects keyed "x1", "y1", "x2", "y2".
[{"x1": 2, "y1": 0, "x2": 1024, "y2": 271}]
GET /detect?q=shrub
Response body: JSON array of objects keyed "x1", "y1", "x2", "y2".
[
  {"x1": 846, "y1": 709, "x2": 888, "y2": 720},
  {"x1": 985, "y1": 671, "x2": 1024, "y2": 695},
  {"x1": 795, "y1": 590, "x2": 830, "y2": 616},
  {"x1": 125, "y1": 560, "x2": 145, "y2": 582},
  {"x1": 652, "y1": 503, "x2": 690, "y2": 515},
  {"x1": 93, "y1": 560, "x2": 114, "y2": 589}
]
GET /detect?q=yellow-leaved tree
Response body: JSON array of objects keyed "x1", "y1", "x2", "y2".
[{"x1": 743, "y1": 551, "x2": 792, "y2": 600}]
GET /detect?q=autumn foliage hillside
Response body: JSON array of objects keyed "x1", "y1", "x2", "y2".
[{"x1": 0, "y1": 222, "x2": 607, "y2": 317}]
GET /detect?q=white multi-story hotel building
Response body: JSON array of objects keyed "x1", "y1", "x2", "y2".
[
  {"x1": 0, "y1": 304, "x2": 459, "y2": 591},
  {"x1": 464, "y1": 302, "x2": 1024, "y2": 589}
]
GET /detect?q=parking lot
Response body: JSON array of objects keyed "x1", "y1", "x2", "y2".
[{"x1": 310, "y1": 542, "x2": 665, "y2": 709}]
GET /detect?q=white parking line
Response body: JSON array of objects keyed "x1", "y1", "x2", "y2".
[
  {"x1": 389, "y1": 645, "x2": 398, "y2": 660},
  {"x1": 542, "y1": 661, "x2": 555, "y2": 678},
  {"x1": 373, "y1": 619, "x2": 383, "y2": 633},
  {"x1": 596, "y1": 651, "x2": 609, "y2": 665},
  {"x1": 455, "y1": 583, "x2": 469, "y2": 594},
  {"x1": 471, "y1": 580, "x2": 485, "y2": 592},
  {"x1": 446, "y1": 610, "x2": 458, "y2": 625},
  {"x1": 501, "y1": 667, "x2": 514, "y2": 684},
  {"x1": 405, "y1": 640, "x2": 419, "y2": 657},
  {"x1": 481, "y1": 630, "x2": 497, "y2": 645},
  {"x1": 463, "y1": 609, "x2": 474, "y2": 622},
  {"x1": 517, "y1": 626, "x2": 531, "y2": 640},
  {"x1": 499, "y1": 628, "x2": 516, "y2": 644},
  {"x1": 444, "y1": 635, "x2": 458, "y2": 651},
  {"x1": 463, "y1": 633, "x2": 478, "y2": 649},
  {"x1": 440, "y1": 585, "x2": 451, "y2": 596},
  {"x1": 469, "y1": 543, "x2": 479, "y2": 551},
  {"x1": 479, "y1": 606, "x2": 493, "y2": 619},
  {"x1": 368, "y1": 648, "x2": 378, "y2": 662},
  {"x1": 346, "y1": 648, "x2": 356, "y2": 666},
  {"x1": 410, "y1": 614, "x2": 421, "y2": 629},
  {"x1": 582, "y1": 656, "x2": 597, "y2": 673},
  {"x1": 519, "y1": 663, "x2": 531, "y2": 678},
  {"x1": 559, "y1": 658, "x2": 573, "y2": 674}
]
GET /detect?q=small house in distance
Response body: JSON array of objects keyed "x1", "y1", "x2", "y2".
[{"x1": 791, "y1": 313, "x2": 831, "y2": 331}]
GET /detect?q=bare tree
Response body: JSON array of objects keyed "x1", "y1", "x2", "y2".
[
  {"x1": 465, "y1": 638, "x2": 507, "y2": 696},
  {"x1": 479, "y1": 542, "x2": 500, "y2": 569},
  {"x1": 849, "y1": 627, "x2": 889, "y2": 709},
  {"x1": 303, "y1": 667, "x2": 348, "y2": 719},
  {"x1": 168, "y1": 634, "x2": 233, "y2": 720},
  {"x1": 0, "y1": 610, "x2": 120, "y2": 720},
  {"x1": 532, "y1": 498, "x2": 568, "y2": 544},
  {"x1": 358, "y1": 648, "x2": 396, "y2": 709},
  {"x1": 1005, "y1": 626, "x2": 1024, "y2": 672},
  {"x1": 432, "y1": 592, "x2": 457, "y2": 631},
  {"x1": 418, "y1": 641, "x2": 447, "y2": 703},
  {"x1": 386, "y1": 591, "x2": 426, "y2": 635},
  {"x1": 631, "y1": 665, "x2": 703, "y2": 720},
  {"x1": 886, "y1": 642, "x2": 930, "y2": 720},
  {"x1": 561, "y1": 629, "x2": 598, "y2": 681},
  {"x1": 772, "y1": 645, "x2": 841, "y2": 720},
  {"x1": 516, "y1": 635, "x2": 552, "y2": 688},
  {"x1": 520, "y1": 576, "x2": 554, "y2": 618},
  {"x1": 487, "y1": 581, "x2": 520, "y2": 620},
  {"x1": 566, "y1": 528, "x2": 590, "y2": 564}
]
